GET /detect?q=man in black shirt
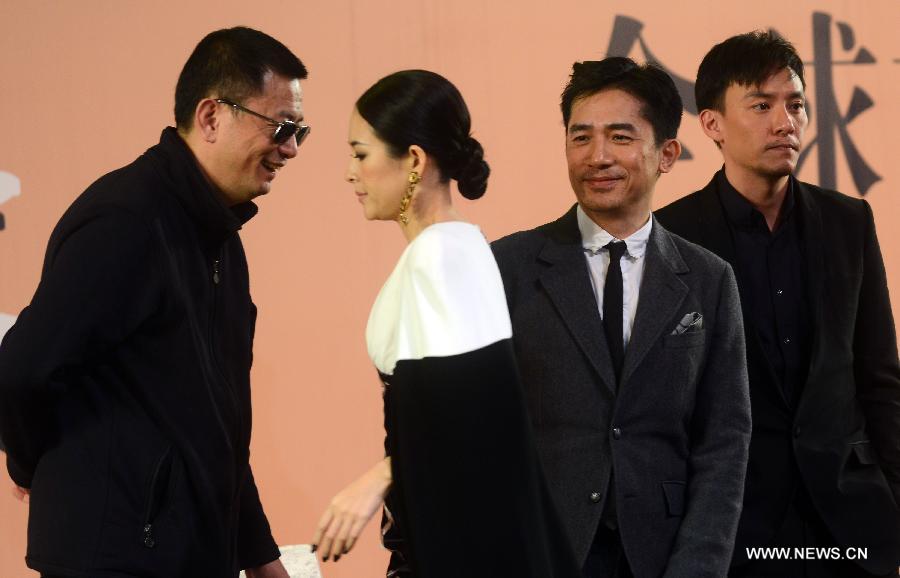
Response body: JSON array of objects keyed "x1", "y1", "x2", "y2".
[
  {"x1": 656, "y1": 31, "x2": 900, "y2": 577},
  {"x1": 717, "y1": 172, "x2": 810, "y2": 408}
]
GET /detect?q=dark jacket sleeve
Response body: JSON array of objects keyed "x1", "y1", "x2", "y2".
[
  {"x1": 0, "y1": 209, "x2": 160, "y2": 487},
  {"x1": 664, "y1": 262, "x2": 752, "y2": 578},
  {"x1": 237, "y1": 466, "x2": 281, "y2": 569},
  {"x1": 853, "y1": 200, "x2": 900, "y2": 503}
]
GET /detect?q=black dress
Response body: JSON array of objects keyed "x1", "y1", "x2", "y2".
[{"x1": 367, "y1": 222, "x2": 579, "y2": 577}]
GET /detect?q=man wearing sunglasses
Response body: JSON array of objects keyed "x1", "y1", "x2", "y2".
[{"x1": 0, "y1": 27, "x2": 307, "y2": 578}]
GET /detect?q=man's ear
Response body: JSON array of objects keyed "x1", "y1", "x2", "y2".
[
  {"x1": 699, "y1": 109, "x2": 724, "y2": 147},
  {"x1": 194, "y1": 98, "x2": 220, "y2": 143},
  {"x1": 657, "y1": 138, "x2": 682, "y2": 174}
]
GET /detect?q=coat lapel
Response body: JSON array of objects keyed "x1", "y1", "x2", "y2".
[
  {"x1": 796, "y1": 180, "x2": 826, "y2": 413},
  {"x1": 537, "y1": 207, "x2": 617, "y2": 394},
  {"x1": 620, "y1": 219, "x2": 688, "y2": 388},
  {"x1": 696, "y1": 177, "x2": 738, "y2": 267}
]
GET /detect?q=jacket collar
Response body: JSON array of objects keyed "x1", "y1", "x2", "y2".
[
  {"x1": 621, "y1": 213, "x2": 689, "y2": 388},
  {"x1": 693, "y1": 170, "x2": 738, "y2": 266},
  {"x1": 697, "y1": 168, "x2": 822, "y2": 291},
  {"x1": 536, "y1": 205, "x2": 689, "y2": 392},
  {"x1": 537, "y1": 206, "x2": 617, "y2": 392},
  {"x1": 145, "y1": 127, "x2": 258, "y2": 247}
]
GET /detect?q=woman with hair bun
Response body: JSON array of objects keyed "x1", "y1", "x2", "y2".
[{"x1": 311, "y1": 70, "x2": 578, "y2": 577}]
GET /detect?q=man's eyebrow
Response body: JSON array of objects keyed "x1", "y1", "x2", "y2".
[
  {"x1": 606, "y1": 122, "x2": 636, "y2": 132},
  {"x1": 349, "y1": 140, "x2": 369, "y2": 146},
  {"x1": 743, "y1": 90, "x2": 805, "y2": 101},
  {"x1": 743, "y1": 90, "x2": 773, "y2": 100},
  {"x1": 277, "y1": 109, "x2": 303, "y2": 122},
  {"x1": 568, "y1": 122, "x2": 637, "y2": 134}
]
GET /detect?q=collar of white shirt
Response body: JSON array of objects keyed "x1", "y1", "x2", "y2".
[{"x1": 576, "y1": 205, "x2": 652, "y2": 260}]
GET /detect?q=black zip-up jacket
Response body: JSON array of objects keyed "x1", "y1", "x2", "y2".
[{"x1": 0, "y1": 128, "x2": 280, "y2": 577}]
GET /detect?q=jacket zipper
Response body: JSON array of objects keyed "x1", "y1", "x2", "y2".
[
  {"x1": 208, "y1": 253, "x2": 244, "y2": 463},
  {"x1": 142, "y1": 445, "x2": 173, "y2": 548},
  {"x1": 208, "y1": 251, "x2": 246, "y2": 555}
]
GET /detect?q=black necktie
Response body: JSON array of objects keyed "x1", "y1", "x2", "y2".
[{"x1": 603, "y1": 241, "x2": 626, "y2": 383}]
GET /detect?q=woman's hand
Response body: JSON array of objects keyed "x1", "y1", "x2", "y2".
[{"x1": 312, "y1": 457, "x2": 392, "y2": 562}]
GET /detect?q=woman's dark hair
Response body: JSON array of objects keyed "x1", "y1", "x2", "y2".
[{"x1": 355, "y1": 70, "x2": 489, "y2": 200}]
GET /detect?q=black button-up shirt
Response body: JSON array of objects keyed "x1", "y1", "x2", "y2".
[{"x1": 718, "y1": 172, "x2": 811, "y2": 405}]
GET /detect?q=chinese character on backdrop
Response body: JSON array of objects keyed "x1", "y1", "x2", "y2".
[{"x1": 799, "y1": 12, "x2": 880, "y2": 195}]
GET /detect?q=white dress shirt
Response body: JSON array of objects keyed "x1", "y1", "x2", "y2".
[{"x1": 576, "y1": 205, "x2": 652, "y2": 347}]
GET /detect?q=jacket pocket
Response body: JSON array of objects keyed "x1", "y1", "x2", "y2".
[
  {"x1": 663, "y1": 331, "x2": 705, "y2": 349},
  {"x1": 661, "y1": 480, "x2": 686, "y2": 517},
  {"x1": 142, "y1": 444, "x2": 175, "y2": 549}
]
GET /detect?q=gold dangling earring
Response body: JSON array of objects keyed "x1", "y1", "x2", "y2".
[{"x1": 399, "y1": 171, "x2": 420, "y2": 225}]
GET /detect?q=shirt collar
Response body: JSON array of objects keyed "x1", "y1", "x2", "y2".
[
  {"x1": 717, "y1": 169, "x2": 795, "y2": 231},
  {"x1": 576, "y1": 204, "x2": 652, "y2": 259}
]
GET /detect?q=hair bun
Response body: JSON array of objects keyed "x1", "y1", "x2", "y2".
[{"x1": 455, "y1": 136, "x2": 490, "y2": 200}]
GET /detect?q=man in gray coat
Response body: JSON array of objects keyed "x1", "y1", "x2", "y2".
[{"x1": 492, "y1": 58, "x2": 751, "y2": 578}]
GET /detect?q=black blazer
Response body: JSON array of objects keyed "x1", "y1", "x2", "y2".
[
  {"x1": 655, "y1": 172, "x2": 900, "y2": 575},
  {"x1": 492, "y1": 208, "x2": 751, "y2": 578}
]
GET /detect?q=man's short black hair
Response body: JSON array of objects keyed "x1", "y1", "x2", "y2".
[
  {"x1": 560, "y1": 57, "x2": 683, "y2": 146},
  {"x1": 174, "y1": 27, "x2": 307, "y2": 130},
  {"x1": 695, "y1": 30, "x2": 804, "y2": 113}
]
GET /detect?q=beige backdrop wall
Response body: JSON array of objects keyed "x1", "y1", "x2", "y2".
[{"x1": 1, "y1": 1, "x2": 897, "y2": 576}]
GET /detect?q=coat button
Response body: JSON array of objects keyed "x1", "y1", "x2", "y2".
[
  {"x1": 590, "y1": 492, "x2": 602, "y2": 503},
  {"x1": 794, "y1": 426, "x2": 801, "y2": 439},
  {"x1": 612, "y1": 427, "x2": 622, "y2": 440}
]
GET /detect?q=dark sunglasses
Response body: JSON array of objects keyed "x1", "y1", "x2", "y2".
[{"x1": 216, "y1": 98, "x2": 310, "y2": 146}]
